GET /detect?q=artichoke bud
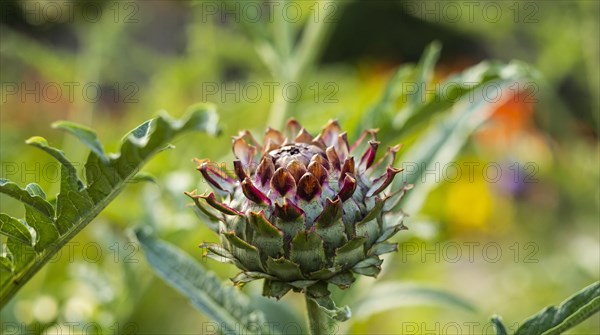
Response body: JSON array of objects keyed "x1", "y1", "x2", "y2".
[{"x1": 188, "y1": 119, "x2": 411, "y2": 300}]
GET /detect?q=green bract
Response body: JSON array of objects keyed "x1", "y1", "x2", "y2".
[{"x1": 188, "y1": 119, "x2": 411, "y2": 302}]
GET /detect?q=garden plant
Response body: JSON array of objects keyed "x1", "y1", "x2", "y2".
[{"x1": 0, "y1": 1, "x2": 598, "y2": 334}]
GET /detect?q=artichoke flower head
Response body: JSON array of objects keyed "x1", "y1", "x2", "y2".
[{"x1": 187, "y1": 119, "x2": 411, "y2": 307}]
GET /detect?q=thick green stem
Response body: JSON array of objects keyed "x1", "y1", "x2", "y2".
[{"x1": 305, "y1": 295, "x2": 336, "y2": 335}]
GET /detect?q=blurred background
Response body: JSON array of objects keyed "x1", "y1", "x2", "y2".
[{"x1": 0, "y1": 0, "x2": 598, "y2": 334}]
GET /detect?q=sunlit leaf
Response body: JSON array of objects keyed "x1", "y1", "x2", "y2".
[
  {"x1": 52, "y1": 121, "x2": 108, "y2": 163},
  {"x1": 0, "y1": 179, "x2": 54, "y2": 219},
  {"x1": 0, "y1": 105, "x2": 219, "y2": 307},
  {"x1": 0, "y1": 214, "x2": 32, "y2": 246}
]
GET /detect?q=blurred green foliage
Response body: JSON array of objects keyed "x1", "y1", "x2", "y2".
[{"x1": 0, "y1": 0, "x2": 598, "y2": 334}]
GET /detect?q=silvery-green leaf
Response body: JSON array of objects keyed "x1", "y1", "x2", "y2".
[
  {"x1": 135, "y1": 228, "x2": 266, "y2": 333},
  {"x1": 1, "y1": 106, "x2": 219, "y2": 307},
  {"x1": 514, "y1": 281, "x2": 600, "y2": 335}
]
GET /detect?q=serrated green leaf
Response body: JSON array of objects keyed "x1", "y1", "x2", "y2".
[
  {"x1": 84, "y1": 153, "x2": 119, "y2": 203},
  {"x1": 55, "y1": 190, "x2": 94, "y2": 234},
  {"x1": 0, "y1": 214, "x2": 32, "y2": 246},
  {"x1": 0, "y1": 179, "x2": 54, "y2": 219},
  {"x1": 179, "y1": 103, "x2": 221, "y2": 135},
  {"x1": 352, "y1": 282, "x2": 477, "y2": 320},
  {"x1": 491, "y1": 315, "x2": 508, "y2": 335},
  {"x1": 124, "y1": 119, "x2": 153, "y2": 141},
  {"x1": 25, "y1": 204, "x2": 59, "y2": 252},
  {"x1": 1, "y1": 106, "x2": 220, "y2": 307},
  {"x1": 52, "y1": 121, "x2": 108, "y2": 163},
  {"x1": 514, "y1": 281, "x2": 600, "y2": 335},
  {"x1": 25, "y1": 136, "x2": 84, "y2": 190},
  {"x1": 24, "y1": 183, "x2": 46, "y2": 200},
  {"x1": 135, "y1": 228, "x2": 265, "y2": 333}
]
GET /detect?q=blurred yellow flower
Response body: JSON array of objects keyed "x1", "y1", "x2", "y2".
[{"x1": 446, "y1": 177, "x2": 492, "y2": 231}]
